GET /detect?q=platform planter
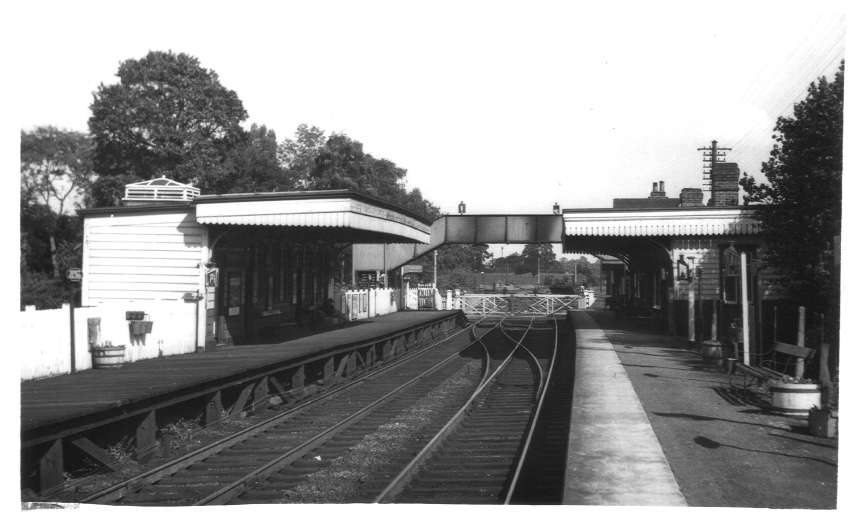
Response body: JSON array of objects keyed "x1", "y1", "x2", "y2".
[
  {"x1": 769, "y1": 381, "x2": 821, "y2": 416},
  {"x1": 92, "y1": 344, "x2": 126, "y2": 369}
]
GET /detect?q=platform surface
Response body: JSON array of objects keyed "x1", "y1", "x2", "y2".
[
  {"x1": 21, "y1": 311, "x2": 458, "y2": 436},
  {"x1": 564, "y1": 311, "x2": 687, "y2": 505}
]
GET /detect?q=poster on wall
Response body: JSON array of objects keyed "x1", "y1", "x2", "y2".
[{"x1": 357, "y1": 270, "x2": 378, "y2": 289}]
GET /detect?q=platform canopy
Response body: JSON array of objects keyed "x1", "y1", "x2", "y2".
[
  {"x1": 194, "y1": 190, "x2": 431, "y2": 243},
  {"x1": 562, "y1": 206, "x2": 760, "y2": 237}
]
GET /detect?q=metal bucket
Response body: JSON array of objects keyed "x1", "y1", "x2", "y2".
[
  {"x1": 92, "y1": 345, "x2": 126, "y2": 369},
  {"x1": 770, "y1": 382, "x2": 821, "y2": 416}
]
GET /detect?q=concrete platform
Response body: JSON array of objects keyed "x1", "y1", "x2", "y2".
[
  {"x1": 564, "y1": 311, "x2": 687, "y2": 506},
  {"x1": 21, "y1": 311, "x2": 460, "y2": 440}
]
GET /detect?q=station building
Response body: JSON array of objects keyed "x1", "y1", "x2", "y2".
[
  {"x1": 562, "y1": 165, "x2": 780, "y2": 353},
  {"x1": 78, "y1": 177, "x2": 431, "y2": 348}
]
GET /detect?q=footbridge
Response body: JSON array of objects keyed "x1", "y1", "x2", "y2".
[{"x1": 353, "y1": 214, "x2": 563, "y2": 272}]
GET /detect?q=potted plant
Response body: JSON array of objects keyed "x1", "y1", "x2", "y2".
[
  {"x1": 768, "y1": 375, "x2": 821, "y2": 416},
  {"x1": 91, "y1": 340, "x2": 126, "y2": 369}
]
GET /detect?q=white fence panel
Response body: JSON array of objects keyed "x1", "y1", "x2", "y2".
[
  {"x1": 20, "y1": 305, "x2": 72, "y2": 380},
  {"x1": 343, "y1": 288, "x2": 399, "y2": 320},
  {"x1": 20, "y1": 300, "x2": 199, "y2": 381},
  {"x1": 93, "y1": 301, "x2": 197, "y2": 363}
]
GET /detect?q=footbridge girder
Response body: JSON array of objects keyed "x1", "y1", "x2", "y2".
[{"x1": 353, "y1": 214, "x2": 563, "y2": 272}]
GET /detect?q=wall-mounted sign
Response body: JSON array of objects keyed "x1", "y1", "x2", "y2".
[
  {"x1": 357, "y1": 270, "x2": 378, "y2": 289},
  {"x1": 401, "y1": 265, "x2": 423, "y2": 275},
  {"x1": 206, "y1": 267, "x2": 219, "y2": 287}
]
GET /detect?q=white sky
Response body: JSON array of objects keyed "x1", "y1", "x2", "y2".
[{"x1": 5, "y1": 0, "x2": 845, "y2": 214}]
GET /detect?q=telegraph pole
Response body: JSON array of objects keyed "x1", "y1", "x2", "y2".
[{"x1": 698, "y1": 140, "x2": 732, "y2": 204}]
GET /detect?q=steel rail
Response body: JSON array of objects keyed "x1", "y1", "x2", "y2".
[
  {"x1": 373, "y1": 317, "x2": 535, "y2": 503},
  {"x1": 504, "y1": 316, "x2": 560, "y2": 503},
  {"x1": 193, "y1": 318, "x2": 504, "y2": 506},
  {"x1": 80, "y1": 317, "x2": 491, "y2": 504}
]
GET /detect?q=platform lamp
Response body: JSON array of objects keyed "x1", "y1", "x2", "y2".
[
  {"x1": 458, "y1": 201, "x2": 466, "y2": 215},
  {"x1": 553, "y1": 202, "x2": 561, "y2": 214}
]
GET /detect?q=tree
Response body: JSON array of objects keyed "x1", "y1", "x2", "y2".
[
  {"x1": 740, "y1": 61, "x2": 842, "y2": 314},
  {"x1": 280, "y1": 127, "x2": 440, "y2": 220},
  {"x1": 279, "y1": 124, "x2": 327, "y2": 189},
  {"x1": 519, "y1": 243, "x2": 557, "y2": 275},
  {"x1": 222, "y1": 124, "x2": 288, "y2": 194},
  {"x1": 88, "y1": 51, "x2": 248, "y2": 205},
  {"x1": 491, "y1": 253, "x2": 525, "y2": 274},
  {"x1": 20, "y1": 127, "x2": 92, "y2": 278}
]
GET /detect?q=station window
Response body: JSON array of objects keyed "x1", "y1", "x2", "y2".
[{"x1": 721, "y1": 245, "x2": 755, "y2": 304}]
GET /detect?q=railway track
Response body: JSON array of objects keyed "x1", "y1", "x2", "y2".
[
  {"x1": 376, "y1": 317, "x2": 557, "y2": 504},
  {"x1": 74, "y1": 318, "x2": 500, "y2": 505},
  {"x1": 66, "y1": 315, "x2": 573, "y2": 505}
]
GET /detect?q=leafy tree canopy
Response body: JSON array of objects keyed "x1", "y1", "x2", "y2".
[
  {"x1": 88, "y1": 51, "x2": 249, "y2": 205},
  {"x1": 279, "y1": 125, "x2": 440, "y2": 220},
  {"x1": 740, "y1": 61, "x2": 843, "y2": 312},
  {"x1": 519, "y1": 243, "x2": 558, "y2": 275},
  {"x1": 21, "y1": 126, "x2": 93, "y2": 215},
  {"x1": 20, "y1": 127, "x2": 90, "y2": 287}
]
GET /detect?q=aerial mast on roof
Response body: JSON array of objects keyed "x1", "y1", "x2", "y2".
[{"x1": 698, "y1": 140, "x2": 732, "y2": 204}]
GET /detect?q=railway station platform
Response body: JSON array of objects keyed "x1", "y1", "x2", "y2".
[
  {"x1": 565, "y1": 310, "x2": 838, "y2": 508},
  {"x1": 21, "y1": 310, "x2": 462, "y2": 492}
]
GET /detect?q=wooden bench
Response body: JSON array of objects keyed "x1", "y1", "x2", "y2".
[{"x1": 731, "y1": 341, "x2": 815, "y2": 388}]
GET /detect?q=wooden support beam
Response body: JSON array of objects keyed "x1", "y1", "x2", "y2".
[
  {"x1": 347, "y1": 352, "x2": 357, "y2": 376},
  {"x1": 268, "y1": 374, "x2": 288, "y2": 395},
  {"x1": 71, "y1": 437, "x2": 120, "y2": 472},
  {"x1": 292, "y1": 365, "x2": 305, "y2": 389},
  {"x1": 252, "y1": 377, "x2": 269, "y2": 412},
  {"x1": 335, "y1": 354, "x2": 351, "y2": 379},
  {"x1": 135, "y1": 411, "x2": 158, "y2": 461},
  {"x1": 204, "y1": 391, "x2": 223, "y2": 426},
  {"x1": 322, "y1": 357, "x2": 334, "y2": 386},
  {"x1": 229, "y1": 382, "x2": 256, "y2": 418},
  {"x1": 39, "y1": 439, "x2": 64, "y2": 493}
]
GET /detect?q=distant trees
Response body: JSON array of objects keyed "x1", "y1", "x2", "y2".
[
  {"x1": 88, "y1": 51, "x2": 250, "y2": 205},
  {"x1": 740, "y1": 61, "x2": 843, "y2": 314},
  {"x1": 278, "y1": 126, "x2": 440, "y2": 220},
  {"x1": 20, "y1": 127, "x2": 93, "y2": 307},
  {"x1": 518, "y1": 243, "x2": 558, "y2": 275}
]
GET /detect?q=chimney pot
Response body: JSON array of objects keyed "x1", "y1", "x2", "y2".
[{"x1": 659, "y1": 181, "x2": 665, "y2": 193}]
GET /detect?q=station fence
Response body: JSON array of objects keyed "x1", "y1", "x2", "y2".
[
  {"x1": 20, "y1": 301, "x2": 197, "y2": 381},
  {"x1": 342, "y1": 288, "x2": 398, "y2": 321}
]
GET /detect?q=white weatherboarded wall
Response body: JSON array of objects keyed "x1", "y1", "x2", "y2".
[
  {"x1": 81, "y1": 207, "x2": 209, "y2": 349},
  {"x1": 82, "y1": 209, "x2": 206, "y2": 304}
]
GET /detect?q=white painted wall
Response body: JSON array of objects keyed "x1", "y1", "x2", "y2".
[{"x1": 20, "y1": 300, "x2": 198, "y2": 381}]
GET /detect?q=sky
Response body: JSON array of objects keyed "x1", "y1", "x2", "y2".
[{"x1": 5, "y1": 0, "x2": 845, "y2": 215}]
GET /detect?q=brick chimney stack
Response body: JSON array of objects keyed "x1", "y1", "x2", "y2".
[
  {"x1": 709, "y1": 163, "x2": 740, "y2": 206},
  {"x1": 649, "y1": 180, "x2": 667, "y2": 199},
  {"x1": 679, "y1": 188, "x2": 704, "y2": 207}
]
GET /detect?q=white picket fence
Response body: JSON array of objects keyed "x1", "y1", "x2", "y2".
[
  {"x1": 20, "y1": 301, "x2": 198, "y2": 381},
  {"x1": 404, "y1": 284, "x2": 444, "y2": 310},
  {"x1": 584, "y1": 289, "x2": 596, "y2": 308},
  {"x1": 343, "y1": 288, "x2": 398, "y2": 321}
]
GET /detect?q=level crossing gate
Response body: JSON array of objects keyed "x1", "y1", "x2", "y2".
[{"x1": 456, "y1": 294, "x2": 583, "y2": 317}]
